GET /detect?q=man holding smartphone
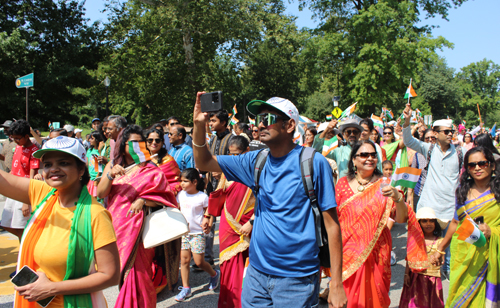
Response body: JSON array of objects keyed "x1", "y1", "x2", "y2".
[{"x1": 192, "y1": 94, "x2": 347, "y2": 308}]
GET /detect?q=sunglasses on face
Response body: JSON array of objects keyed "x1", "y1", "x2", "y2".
[
  {"x1": 383, "y1": 131, "x2": 392, "y2": 135},
  {"x1": 355, "y1": 152, "x2": 377, "y2": 159},
  {"x1": 425, "y1": 136, "x2": 437, "y2": 141},
  {"x1": 252, "y1": 130, "x2": 259, "y2": 133},
  {"x1": 256, "y1": 113, "x2": 288, "y2": 127},
  {"x1": 344, "y1": 129, "x2": 360, "y2": 136},
  {"x1": 147, "y1": 138, "x2": 162, "y2": 144},
  {"x1": 169, "y1": 122, "x2": 180, "y2": 126},
  {"x1": 439, "y1": 129, "x2": 455, "y2": 135},
  {"x1": 467, "y1": 160, "x2": 490, "y2": 170}
]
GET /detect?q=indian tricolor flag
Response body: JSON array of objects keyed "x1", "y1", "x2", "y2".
[
  {"x1": 404, "y1": 79, "x2": 418, "y2": 99},
  {"x1": 322, "y1": 136, "x2": 338, "y2": 156},
  {"x1": 456, "y1": 214, "x2": 487, "y2": 247},
  {"x1": 232, "y1": 104, "x2": 238, "y2": 115},
  {"x1": 248, "y1": 116, "x2": 255, "y2": 125},
  {"x1": 242, "y1": 258, "x2": 250, "y2": 288},
  {"x1": 93, "y1": 156, "x2": 103, "y2": 174},
  {"x1": 128, "y1": 141, "x2": 151, "y2": 164},
  {"x1": 326, "y1": 114, "x2": 332, "y2": 121},
  {"x1": 339, "y1": 102, "x2": 357, "y2": 120},
  {"x1": 371, "y1": 114, "x2": 384, "y2": 134},
  {"x1": 230, "y1": 115, "x2": 239, "y2": 125},
  {"x1": 382, "y1": 107, "x2": 393, "y2": 120},
  {"x1": 391, "y1": 167, "x2": 421, "y2": 189}
]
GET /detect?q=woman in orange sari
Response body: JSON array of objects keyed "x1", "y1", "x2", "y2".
[{"x1": 336, "y1": 140, "x2": 429, "y2": 308}]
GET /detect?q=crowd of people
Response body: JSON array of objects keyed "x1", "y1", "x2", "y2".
[{"x1": 0, "y1": 95, "x2": 498, "y2": 308}]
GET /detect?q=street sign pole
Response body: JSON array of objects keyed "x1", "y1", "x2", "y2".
[
  {"x1": 26, "y1": 88, "x2": 29, "y2": 122},
  {"x1": 16, "y1": 73, "x2": 34, "y2": 122}
]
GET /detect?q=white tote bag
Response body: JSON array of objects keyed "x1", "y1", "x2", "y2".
[{"x1": 142, "y1": 207, "x2": 189, "y2": 249}]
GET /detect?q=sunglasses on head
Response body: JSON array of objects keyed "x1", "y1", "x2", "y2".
[
  {"x1": 344, "y1": 129, "x2": 360, "y2": 136},
  {"x1": 355, "y1": 152, "x2": 377, "y2": 159},
  {"x1": 147, "y1": 138, "x2": 162, "y2": 144},
  {"x1": 256, "y1": 113, "x2": 288, "y2": 127},
  {"x1": 439, "y1": 129, "x2": 455, "y2": 135},
  {"x1": 467, "y1": 160, "x2": 490, "y2": 170}
]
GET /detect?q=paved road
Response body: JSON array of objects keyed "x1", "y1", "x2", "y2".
[{"x1": 0, "y1": 195, "x2": 448, "y2": 307}]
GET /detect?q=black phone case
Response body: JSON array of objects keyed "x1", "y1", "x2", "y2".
[
  {"x1": 200, "y1": 91, "x2": 223, "y2": 113},
  {"x1": 11, "y1": 266, "x2": 55, "y2": 307}
]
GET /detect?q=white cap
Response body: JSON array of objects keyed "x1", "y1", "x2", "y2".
[
  {"x1": 33, "y1": 136, "x2": 87, "y2": 163},
  {"x1": 415, "y1": 207, "x2": 449, "y2": 229},
  {"x1": 74, "y1": 128, "x2": 83, "y2": 133},
  {"x1": 432, "y1": 119, "x2": 453, "y2": 128},
  {"x1": 63, "y1": 124, "x2": 75, "y2": 132},
  {"x1": 247, "y1": 97, "x2": 299, "y2": 125}
]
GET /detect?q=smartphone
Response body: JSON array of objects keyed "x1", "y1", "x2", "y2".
[
  {"x1": 474, "y1": 216, "x2": 484, "y2": 225},
  {"x1": 11, "y1": 266, "x2": 55, "y2": 307},
  {"x1": 200, "y1": 91, "x2": 223, "y2": 113}
]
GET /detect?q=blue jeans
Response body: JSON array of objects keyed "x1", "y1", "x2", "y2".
[
  {"x1": 442, "y1": 225, "x2": 451, "y2": 272},
  {"x1": 241, "y1": 264, "x2": 320, "y2": 308}
]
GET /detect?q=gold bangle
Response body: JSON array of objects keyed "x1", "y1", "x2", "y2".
[
  {"x1": 436, "y1": 249, "x2": 446, "y2": 255},
  {"x1": 393, "y1": 192, "x2": 404, "y2": 203},
  {"x1": 192, "y1": 141, "x2": 207, "y2": 148}
]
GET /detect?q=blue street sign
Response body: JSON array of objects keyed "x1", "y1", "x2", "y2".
[{"x1": 16, "y1": 73, "x2": 34, "y2": 88}]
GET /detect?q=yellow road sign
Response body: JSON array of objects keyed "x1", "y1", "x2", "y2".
[{"x1": 331, "y1": 107, "x2": 342, "y2": 118}]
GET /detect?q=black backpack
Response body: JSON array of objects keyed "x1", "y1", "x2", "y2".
[
  {"x1": 424, "y1": 143, "x2": 463, "y2": 172},
  {"x1": 253, "y1": 147, "x2": 331, "y2": 268}
]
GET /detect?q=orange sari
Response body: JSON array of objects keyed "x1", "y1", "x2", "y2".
[{"x1": 336, "y1": 177, "x2": 428, "y2": 308}]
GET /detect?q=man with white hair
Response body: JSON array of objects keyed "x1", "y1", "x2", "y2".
[
  {"x1": 63, "y1": 124, "x2": 75, "y2": 138},
  {"x1": 402, "y1": 104, "x2": 465, "y2": 278}
]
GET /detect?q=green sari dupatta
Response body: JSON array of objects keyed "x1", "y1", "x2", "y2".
[{"x1": 63, "y1": 187, "x2": 94, "y2": 308}]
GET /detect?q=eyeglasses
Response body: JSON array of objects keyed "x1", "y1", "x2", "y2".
[
  {"x1": 467, "y1": 160, "x2": 490, "y2": 170},
  {"x1": 424, "y1": 136, "x2": 437, "y2": 141},
  {"x1": 256, "y1": 113, "x2": 288, "y2": 127},
  {"x1": 439, "y1": 129, "x2": 455, "y2": 135},
  {"x1": 383, "y1": 131, "x2": 392, "y2": 135},
  {"x1": 344, "y1": 129, "x2": 360, "y2": 136},
  {"x1": 252, "y1": 130, "x2": 259, "y2": 133},
  {"x1": 168, "y1": 132, "x2": 178, "y2": 136},
  {"x1": 147, "y1": 138, "x2": 162, "y2": 144},
  {"x1": 355, "y1": 152, "x2": 377, "y2": 159},
  {"x1": 169, "y1": 122, "x2": 180, "y2": 126}
]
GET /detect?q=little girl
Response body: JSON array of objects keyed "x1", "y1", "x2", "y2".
[
  {"x1": 86, "y1": 131, "x2": 103, "y2": 197},
  {"x1": 399, "y1": 207, "x2": 447, "y2": 308},
  {"x1": 176, "y1": 168, "x2": 220, "y2": 301}
]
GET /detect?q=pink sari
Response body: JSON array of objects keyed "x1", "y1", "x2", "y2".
[
  {"x1": 107, "y1": 163, "x2": 179, "y2": 308},
  {"x1": 208, "y1": 175, "x2": 255, "y2": 308}
]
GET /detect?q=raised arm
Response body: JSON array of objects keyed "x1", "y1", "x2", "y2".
[
  {"x1": 0, "y1": 170, "x2": 31, "y2": 204},
  {"x1": 192, "y1": 92, "x2": 222, "y2": 173},
  {"x1": 402, "y1": 104, "x2": 429, "y2": 156}
]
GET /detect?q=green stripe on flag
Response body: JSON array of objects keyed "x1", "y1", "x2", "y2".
[{"x1": 391, "y1": 179, "x2": 417, "y2": 189}]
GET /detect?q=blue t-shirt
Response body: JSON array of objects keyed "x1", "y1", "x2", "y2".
[{"x1": 217, "y1": 145, "x2": 337, "y2": 277}]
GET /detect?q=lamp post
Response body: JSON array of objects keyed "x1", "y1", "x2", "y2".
[{"x1": 104, "y1": 76, "x2": 111, "y2": 117}]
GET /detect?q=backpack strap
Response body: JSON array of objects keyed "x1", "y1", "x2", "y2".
[
  {"x1": 424, "y1": 143, "x2": 435, "y2": 172},
  {"x1": 456, "y1": 145, "x2": 463, "y2": 171},
  {"x1": 253, "y1": 149, "x2": 269, "y2": 194},
  {"x1": 219, "y1": 134, "x2": 232, "y2": 155},
  {"x1": 299, "y1": 147, "x2": 325, "y2": 247}
]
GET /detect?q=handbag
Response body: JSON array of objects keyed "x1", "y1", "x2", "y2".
[{"x1": 142, "y1": 206, "x2": 189, "y2": 249}]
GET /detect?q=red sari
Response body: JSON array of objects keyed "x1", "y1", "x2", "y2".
[
  {"x1": 336, "y1": 177, "x2": 429, "y2": 308},
  {"x1": 154, "y1": 154, "x2": 182, "y2": 195},
  {"x1": 208, "y1": 175, "x2": 255, "y2": 308}
]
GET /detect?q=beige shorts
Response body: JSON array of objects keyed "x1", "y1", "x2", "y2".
[{"x1": 1, "y1": 197, "x2": 29, "y2": 229}]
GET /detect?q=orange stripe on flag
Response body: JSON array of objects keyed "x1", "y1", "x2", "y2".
[
  {"x1": 456, "y1": 219, "x2": 475, "y2": 241},
  {"x1": 394, "y1": 167, "x2": 421, "y2": 176}
]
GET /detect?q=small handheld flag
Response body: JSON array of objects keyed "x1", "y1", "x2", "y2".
[
  {"x1": 322, "y1": 136, "x2": 339, "y2": 156},
  {"x1": 404, "y1": 79, "x2": 417, "y2": 100},
  {"x1": 232, "y1": 104, "x2": 238, "y2": 116},
  {"x1": 93, "y1": 155, "x2": 104, "y2": 174},
  {"x1": 229, "y1": 115, "x2": 239, "y2": 125},
  {"x1": 415, "y1": 109, "x2": 422, "y2": 118},
  {"x1": 371, "y1": 114, "x2": 384, "y2": 135},
  {"x1": 248, "y1": 116, "x2": 255, "y2": 125},
  {"x1": 128, "y1": 141, "x2": 151, "y2": 164},
  {"x1": 326, "y1": 114, "x2": 332, "y2": 121},
  {"x1": 391, "y1": 167, "x2": 422, "y2": 189},
  {"x1": 382, "y1": 107, "x2": 393, "y2": 120},
  {"x1": 456, "y1": 214, "x2": 487, "y2": 248},
  {"x1": 339, "y1": 102, "x2": 357, "y2": 120}
]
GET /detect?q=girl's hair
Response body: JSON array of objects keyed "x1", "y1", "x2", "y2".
[
  {"x1": 89, "y1": 131, "x2": 103, "y2": 150},
  {"x1": 181, "y1": 168, "x2": 205, "y2": 192},
  {"x1": 464, "y1": 133, "x2": 473, "y2": 141},
  {"x1": 420, "y1": 128, "x2": 434, "y2": 142},
  {"x1": 383, "y1": 126, "x2": 395, "y2": 142},
  {"x1": 75, "y1": 158, "x2": 91, "y2": 186},
  {"x1": 474, "y1": 133, "x2": 499, "y2": 155},
  {"x1": 306, "y1": 127, "x2": 318, "y2": 136},
  {"x1": 228, "y1": 135, "x2": 249, "y2": 152},
  {"x1": 146, "y1": 128, "x2": 168, "y2": 162},
  {"x1": 360, "y1": 118, "x2": 374, "y2": 131},
  {"x1": 115, "y1": 125, "x2": 146, "y2": 166},
  {"x1": 456, "y1": 146, "x2": 500, "y2": 205},
  {"x1": 418, "y1": 219, "x2": 442, "y2": 236},
  {"x1": 382, "y1": 160, "x2": 393, "y2": 168},
  {"x1": 346, "y1": 140, "x2": 382, "y2": 180},
  {"x1": 371, "y1": 129, "x2": 381, "y2": 143}
]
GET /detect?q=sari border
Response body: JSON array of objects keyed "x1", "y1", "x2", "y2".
[{"x1": 451, "y1": 260, "x2": 489, "y2": 308}]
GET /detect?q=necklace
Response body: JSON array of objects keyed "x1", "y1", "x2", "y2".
[
  {"x1": 355, "y1": 174, "x2": 374, "y2": 192},
  {"x1": 425, "y1": 236, "x2": 438, "y2": 254}
]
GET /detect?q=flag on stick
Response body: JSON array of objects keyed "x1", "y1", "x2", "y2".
[
  {"x1": 391, "y1": 167, "x2": 422, "y2": 189},
  {"x1": 415, "y1": 109, "x2": 422, "y2": 118},
  {"x1": 456, "y1": 214, "x2": 487, "y2": 248},
  {"x1": 128, "y1": 141, "x2": 151, "y2": 164},
  {"x1": 404, "y1": 79, "x2": 418, "y2": 99},
  {"x1": 382, "y1": 107, "x2": 393, "y2": 119},
  {"x1": 371, "y1": 114, "x2": 384, "y2": 135},
  {"x1": 232, "y1": 104, "x2": 238, "y2": 116},
  {"x1": 326, "y1": 114, "x2": 332, "y2": 121},
  {"x1": 248, "y1": 117, "x2": 255, "y2": 125},
  {"x1": 339, "y1": 102, "x2": 357, "y2": 120},
  {"x1": 322, "y1": 136, "x2": 339, "y2": 156},
  {"x1": 93, "y1": 155, "x2": 103, "y2": 174},
  {"x1": 229, "y1": 115, "x2": 239, "y2": 125}
]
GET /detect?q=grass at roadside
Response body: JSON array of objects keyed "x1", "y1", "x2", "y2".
[{"x1": 40, "y1": 128, "x2": 92, "y2": 138}]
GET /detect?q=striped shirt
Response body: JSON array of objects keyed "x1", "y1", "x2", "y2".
[{"x1": 168, "y1": 143, "x2": 194, "y2": 171}]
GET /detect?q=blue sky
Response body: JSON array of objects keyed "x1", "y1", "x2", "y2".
[{"x1": 84, "y1": 0, "x2": 499, "y2": 71}]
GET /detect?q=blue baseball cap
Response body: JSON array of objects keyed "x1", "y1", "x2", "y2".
[{"x1": 92, "y1": 118, "x2": 101, "y2": 123}]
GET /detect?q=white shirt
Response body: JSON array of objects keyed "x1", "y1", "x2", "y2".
[{"x1": 176, "y1": 190, "x2": 208, "y2": 234}]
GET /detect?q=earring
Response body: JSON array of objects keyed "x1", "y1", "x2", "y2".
[
  {"x1": 80, "y1": 176, "x2": 82, "y2": 181},
  {"x1": 354, "y1": 166, "x2": 357, "y2": 174}
]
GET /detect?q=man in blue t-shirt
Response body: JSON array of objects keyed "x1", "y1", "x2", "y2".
[{"x1": 192, "y1": 93, "x2": 347, "y2": 308}]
